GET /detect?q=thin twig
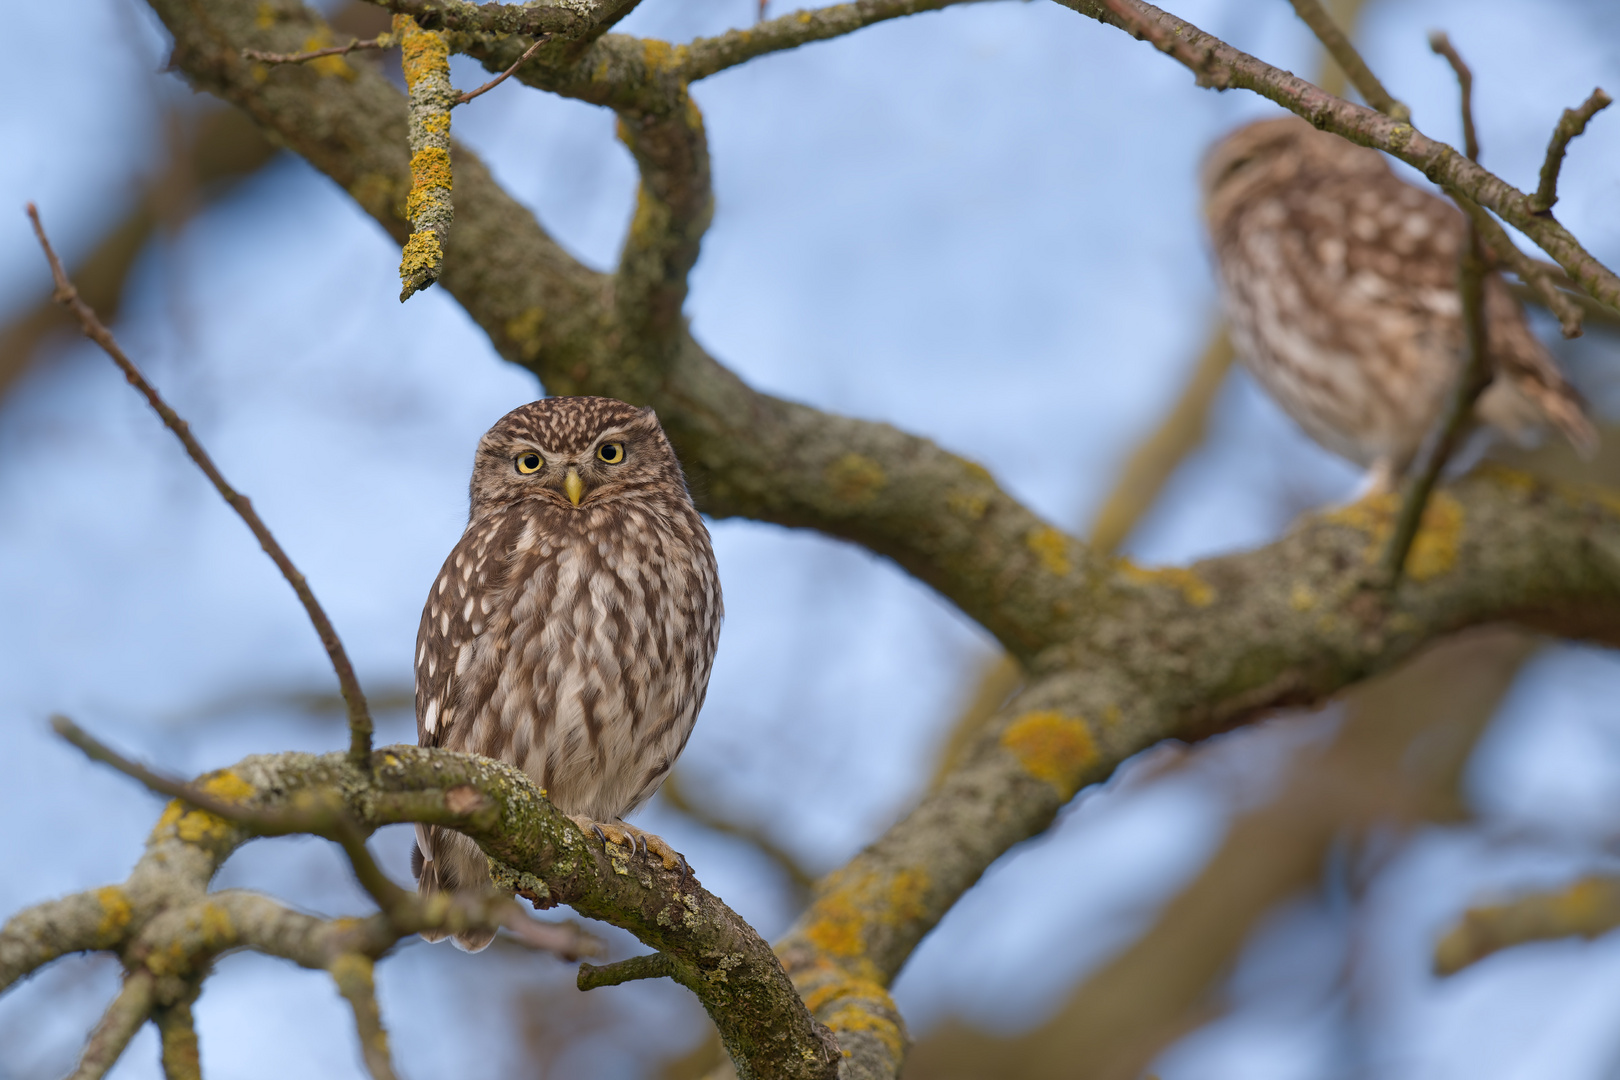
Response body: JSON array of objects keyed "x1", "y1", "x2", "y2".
[
  {"x1": 1532, "y1": 88, "x2": 1612, "y2": 213},
  {"x1": 242, "y1": 35, "x2": 393, "y2": 65},
  {"x1": 69, "y1": 971, "x2": 155, "y2": 1080},
  {"x1": 1380, "y1": 37, "x2": 1492, "y2": 589},
  {"x1": 455, "y1": 33, "x2": 550, "y2": 104},
  {"x1": 1427, "y1": 32, "x2": 1477, "y2": 159},
  {"x1": 26, "y1": 205, "x2": 375, "y2": 769},
  {"x1": 1451, "y1": 192, "x2": 1585, "y2": 338},
  {"x1": 577, "y1": 951, "x2": 676, "y2": 991},
  {"x1": 1286, "y1": 0, "x2": 1408, "y2": 120}
]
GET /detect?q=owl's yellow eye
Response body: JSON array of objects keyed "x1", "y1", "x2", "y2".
[
  {"x1": 516, "y1": 452, "x2": 543, "y2": 474},
  {"x1": 597, "y1": 442, "x2": 625, "y2": 464}
]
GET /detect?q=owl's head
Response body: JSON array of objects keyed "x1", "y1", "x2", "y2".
[
  {"x1": 466, "y1": 397, "x2": 688, "y2": 519},
  {"x1": 1200, "y1": 114, "x2": 1389, "y2": 235}
]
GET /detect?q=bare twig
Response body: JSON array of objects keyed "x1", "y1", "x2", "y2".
[
  {"x1": 242, "y1": 35, "x2": 393, "y2": 64},
  {"x1": 680, "y1": 0, "x2": 989, "y2": 82},
  {"x1": 1097, "y1": 0, "x2": 1225, "y2": 87},
  {"x1": 578, "y1": 951, "x2": 676, "y2": 990},
  {"x1": 1532, "y1": 88, "x2": 1612, "y2": 213},
  {"x1": 1452, "y1": 193, "x2": 1585, "y2": 337},
  {"x1": 455, "y1": 33, "x2": 550, "y2": 104},
  {"x1": 1380, "y1": 37, "x2": 1492, "y2": 589},
  {"x1": 1426, "y1": 32, "x2": 1477, "y2": 159},
  {"x1": 69, "y1": 971, "x2": 155, "y2": 1080},
  {"x1": 1286, "y1": 0, "x2": 1408, "y2": 120},
  {"x1": 26, "y1": 205, "x2": 375, "y2": 768}
]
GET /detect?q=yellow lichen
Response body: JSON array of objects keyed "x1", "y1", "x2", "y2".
[
  {"x1": 409, "y1": 145, "x2": 453, "y2": 195},
  {"x1": 803, "y1": 888, "x2": 865, "y2": 959},
  {"x1": 1118, "y1": 560, "x2": 1214, "y2": 606},
  {"x1": 826, "y1": 1003, "x2": 905, "y2": 1060},
  {"x1": 399, "y1": 231, "x2": 444, "y2": 276},
  {"x1": 95, "y1": 886, "x2": 132, "y2": 939},
  {"x1": 396, "y1": 17, "x2": 449, "y2": 90},
  {"x1": 1000, "y1": 710, "x2": 1098, "y2": 799},
  {"x1": 1323, "y1": 490, "x2": 1463, "y2": 581},
  {"x1": 200, "y1": 770, "x2": 254, "y2": 802},
  {"x1": 420, "y1": 112, "x2": 450, "y2": 136},
  {"x1": 503, "y1": 303, "x2": 545, "y2": 358},
  {"x1": 826, "y1": 453, "x2": 886, "y2": 505},
  {"x1": 1025, "y1": 526, "x2": 1071, "y2": 576},
  {"x1": 198, "y1": 902, "x2": 234, "y2": 946},
  {"x1": 946, "y1": 490, "x2": 988, "y2": 520}
]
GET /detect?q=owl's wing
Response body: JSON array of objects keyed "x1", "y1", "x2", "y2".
[
  {"x1": 415, "y1": 512, "x2": 527, "y2": 750},
  {"x1": 1481, "y1": 276, "x2": 1598, "y2": 457}
]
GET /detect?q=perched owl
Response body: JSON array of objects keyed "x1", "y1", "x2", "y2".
[
  {"x1": 1202, "y1": 115, "x2": 1595, "y2": 492},
  {"x1": 412, "y1": 397, "x2": 722, "y2": 951}
]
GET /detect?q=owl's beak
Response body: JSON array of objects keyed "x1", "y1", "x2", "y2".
[{"x1": 564, "y1": 467, "x2": 584, "y2": 507}]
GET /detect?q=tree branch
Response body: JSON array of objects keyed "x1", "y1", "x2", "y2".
[
  {"x1": 679, "y1": 0, "x2": 991, "y2": 82},
  {"x1": 243, "y1": 34, "x2": 394, "y2": 64},
  {"x1": 1380, "y1": 35, "x2": 1493, "y2": 589},
  {"x1": 1436, "y1": 875, "x2": 1620, "y2": 976},
  {"x1": 1532, "y1": 88, "x2": 1612, "y2": 214},
  {"x1": 329, "y1": 954, "x2": 399, "y2": 1080},
  {"x1": 1057, "y1": 0, "x2": 1620, "y2": 313},
  {"x1": 577, "y1": 951, "x2": 675, "y2": 990},
  {"x1": 27, "y1": 208, "x2": 376, "y2": 769},
  {"x1": 1285, "y1": 0, "x2": 1407, "y2": 120},
  {"x1": 69, "y1": 970, "x2": 155, "y2": 1080}
]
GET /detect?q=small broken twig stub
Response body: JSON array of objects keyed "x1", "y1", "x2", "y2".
[
  {"x1": 395, "y1": 14, "x2": 455, "y2": 301},
  {"x1": 1532, "y1": 87, "x2": 1612, "y2": 214}
]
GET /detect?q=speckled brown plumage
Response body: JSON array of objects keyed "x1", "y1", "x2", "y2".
[
  {"x1": 412, "y1": 397, "x2": 721, "y2": 951},
  {"x1": 1202, "y1": 115, "x2": 1595, "y2": 491}
]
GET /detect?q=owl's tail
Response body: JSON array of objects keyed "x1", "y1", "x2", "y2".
[{"x1": 412, "y1": 824, "x2": 498, "y2": 953}]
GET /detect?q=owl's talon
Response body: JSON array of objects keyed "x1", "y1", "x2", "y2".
[{"x1": 568, "y1": 815, "x2": 682, "y2": 870}]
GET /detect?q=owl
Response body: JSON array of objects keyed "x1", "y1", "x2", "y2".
[
  {"x1": 411, "y1": 397, "x2": 722, "y2": 951},
  {"x1": 1202, "y1": 115, "x2": 1595, "y2": 493}
]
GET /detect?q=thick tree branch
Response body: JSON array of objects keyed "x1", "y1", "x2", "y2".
[
  {"x1": 27, "y1": 208, "x2": 376, "y2": 768},
  {"x1": 774, "y1": 467, "x2": 1620, "y2": 1078},
  {"x1": 1058, "y1": 0, "x2": 1620, "y2": 313}
]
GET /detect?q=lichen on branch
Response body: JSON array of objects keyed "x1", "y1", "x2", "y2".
[{"x1": 395, "y1": 14, "x2": 455, "y2": 301}]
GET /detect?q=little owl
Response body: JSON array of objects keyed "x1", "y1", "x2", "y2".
[
  {"x1": 1202, "y1": 115, "x2": 1595, "y2": 492},
  {"x1": 412, "y1": 396, "x2": 721, "y2": 951}
]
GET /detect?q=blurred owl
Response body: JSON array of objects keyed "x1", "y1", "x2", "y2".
[
  {"x1": 1202, "y1": 115, "x2": 1595, "y2": 492},
  {"x1": 411, "y1": 397, "x2": 721, "y2": 951}
]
